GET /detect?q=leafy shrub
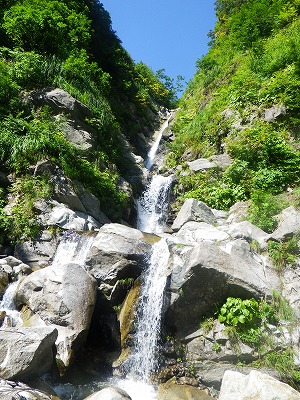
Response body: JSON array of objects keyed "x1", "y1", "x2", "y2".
[
  {"x1": 3, "y1": 0, "x2": 91, "y2": 56},
  {"x1": 268, "y1": 234, "x2": 300, "y2": 273},
  {"x1": 218, "y1": 297, "x2": 260, "y2": 327},
  {"x1": 0, "y1": 176, "x2": 51, "y2": 242},
  {"x1": 247, "y1": 190, "x2": 285, "y2": 232}
]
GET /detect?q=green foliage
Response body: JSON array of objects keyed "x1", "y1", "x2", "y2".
[
  {"x1": 200, "y1": 317, "x2": 214, "y2": 333},
  {"x1": 212, "y1": 342, "x2": 221, "y2": 352},
  {"x1": 218, "y1": 297, "x2": 278, "y2": 347},
  {"x1": 169, "y1": 0, "x2": 300, "y2": 212},
  {"x1": 3, "y1": 0, "x2": 91, "y2": 56},
  {"x1": 0, "y1": 176, "x2": 51, "y2": 242},
  {"x1": 247, "y1": 190, "x2": 285, "y2": 232},
  {"x1": 268, "y1": 234, "x2": 300, "y2": 273},
  {"x1": 264, "y1": 349, "x2": 300, "y2": 388},
  {"x1": 272, "y1": 290, "x2": 296, "y2": 322},
  {"x1": 218, "y1": 297, "x2": 260, "y2": 327}
]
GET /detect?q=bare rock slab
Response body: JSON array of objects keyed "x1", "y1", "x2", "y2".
[
  {"x1": 0, "y1": 327, "x2": 57, "y2": 381},
  {"x1": 219, "y1": 370, "x2": 300, "y2": 400},
  {"x1": 171, "y1": 199, "x2": 217, "y2": 232}
]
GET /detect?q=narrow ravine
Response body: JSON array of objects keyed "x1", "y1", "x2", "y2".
[{"x1": 116, "y1": 113, "x2": 173, "y2": 399}]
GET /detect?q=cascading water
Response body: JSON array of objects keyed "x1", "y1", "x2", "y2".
[
  {"x1": 52, "y1": 231, "x2": 95, "y2": 267},
  {"x1": 117, "y1": 115, "x2": 173, "y2": 399},
  {"x1": 136, "y1": 175, "x2": 173, "y2": 234},
  {"x1": 0, "y1": 280, "x2": 21, "y2": 327}
]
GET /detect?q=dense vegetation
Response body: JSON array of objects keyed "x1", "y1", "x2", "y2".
[
  {"x1": 169, "y1": 0, "x2": 300, "y2": 227},
  {"x1": 0, "y1": 0, "x2": 175, "y2": 243}
]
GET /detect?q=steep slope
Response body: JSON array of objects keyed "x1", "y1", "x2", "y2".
[
  {"x1": 0, "y1": 0, "x2": 174, "y2": 245},
  {"x1": 169, "y1": 0, "x2": 300, "y2": 230}
]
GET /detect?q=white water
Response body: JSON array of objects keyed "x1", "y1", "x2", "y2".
[
  {"x1": 0, "y1": 280, "x2": 21, "y2": 326},
  {"x1": 144, "y1": 118, "x2": 170, "y2": 170},
  {"x1": 136, "y1": 175, "x2": 173, "y2": 234},
  {"x1": 52, "y1": 231, "x2": 95, "y2": 267},
  {"x1": 117, "y1": 116, "x2": 173, "y2": 399}
]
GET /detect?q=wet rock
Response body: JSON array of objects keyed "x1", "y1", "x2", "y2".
[
  {"x1": 15, "y1": 262, "x2": 97, "y2": 371},
  {"x1": 219, "y1": 369, "x2": 300, "y2": 399},
  {"x1": 0, "y1": 379, "x2": 60, "y2": 400},
  {"x1": 85, "y1": 224, "x2": 151, "y2": 290},
  {"x1": 0, "y1": 268, "x2": 9, "y2": 298},
  {"x1": 171, "y1": 199, "x2": 217, "y2": 232},
  {"x1": 84, "y1": 386, "x2": 131, "y2": 400},
  {"x1": 14, "y1": 231, "x2": 58, "y2": 269},
  {"x1": 0, "y1": 327, "x2": 57, "y2": 381},
  {"x1": 0, "y1": 256, "x2": 32, "y2": 282},
  {"x1": 157, "y1": 377, "x2": 214, "y2": 400}
]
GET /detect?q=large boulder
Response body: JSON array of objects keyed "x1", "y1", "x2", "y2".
[
  {"x1": 270, "y1": 206, "x2": 300, "y2": 241},
  {"x1": 158, "y1": 378, "x2": 214, "y2": 400},
  {"x1": 85, "y1": 224, "x2": 152, "y2": 296},
  {"x1": 15, "y1": 262, "x2": 97, "y2": 370},
  {"x1": 166, "y1": 239, "x2": 279, "y2": 336},
  {"x1": 0, "y1": 327, "x2": 57, "y2": 381},
  {"x1": 221, "y1": 221, "x2": 270, "y2": 250},
  {"x1": 175, "y1": 221, "x2": 229, "y2": 244},
  {"x1": 84, "y1": 386, "x2": 131, "y2": 400},
  {"x1": 0, "y1": 380, "x2": 60, "y2": 400},
  {"x1": 14, "y1": 232, "x2": 58, "y2": 269},
  {"x1": 171, "y1": 199, "x2": 217, "y2": 232},
  {"x1": 219, "y1": 370, "x2": 300, "y2": 400},
  {"x1": 187, "y1": 158, "x2": 217, "y2": 172}
]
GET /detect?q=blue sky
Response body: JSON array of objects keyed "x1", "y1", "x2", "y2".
[{"x1": 100, "y1": 1, "x2": 216, "y2": 90}]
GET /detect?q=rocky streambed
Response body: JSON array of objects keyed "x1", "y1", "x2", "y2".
[{"x1": 0, "y1": 197, "x2": 300, "y2": 399}]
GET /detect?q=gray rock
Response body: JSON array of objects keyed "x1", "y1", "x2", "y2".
[
  {"x1": 62, "y1": 119, "x2": 96, "y2": 153},
  {"x1": 28, "y1": 88, "x2": 92, "y2": 120},
  {"x1": 219, "y1": 370, "x2": 300, "y2": 399},
  {"x1": 187, "y1": 158, "x2": 217, "y2": 172},
  {"x1": 0, "y1": 327, "x2": 57, "y2": 381},
  {"x1": 157, "y1": 378, "x2": 213, "y2": 400},
  {"x1": 84, "y1": 386, "x2": 131, "y2": 400},
  {"x1": 15, "y1": 262, "x2": 97, "y2": 370},
  {"x1": 270, "y1": 206, "x2": 300, "y2": 241},
  {"x1": 0, "y1": 257, "x2": 32, "y2": 281},
  {"x1": 264, "y1": 104, "x2": 286, "y2": 122},
  {"x1": 175, "y1": 221, "x2": 229, "y2": 244},
  {"x1": 85, "y1": 224, "x2": 151, "y2": 290},
  {"x1": 210, "y1": 154, "x2": 233, "y2": 170},
  {"x1": 15, "y1": 235, "x2": 58, "y2": 269},
  {"x1": 166, "y1": 239, "x2": 279, "y2": 336},
  {"x1": 222, "y1": 221, "x2": 270, "y2": 250},
  {"x1": 227, "y1": 201, "x2": 250, "y2": 224},
  {"x1": 171, "y1": 199, "x2": 217, "y2": 232},
  {"x1": 0, "y1": 268, "x2": 9, "y2": 298},
  {"x1": 0, "y1": 379, "x2": 59, "y2": 400},
  {"x1": 46, "y1": 202, "x2": 103, "y2": 231}
]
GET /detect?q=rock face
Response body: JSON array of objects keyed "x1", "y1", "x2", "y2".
[
  {"x1": 15, "y1": 262, "x2": 97, "y2": 370},
  {"x1": 270, "y1": 206, "x2": 300, "y2": 241},
  {"x1": 0, "y1": 327, "x2": 57, "y2": 381},
  {"x1": 219, "y1": 370, "x2": 300, "y2": 400},
  {"x1": 166, "y1": 238, "x2": 279, "y2": 336},
  {"x1": 171, "y1": 199, "x2": 217, "y2": 232},
  {"x1": 85, "y1": 224, "x2": 151, "y2": 298},
  {"x1": 84, "y1": 386, "x2": 132, "y2": 400}
]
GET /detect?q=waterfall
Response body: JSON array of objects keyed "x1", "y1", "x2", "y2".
[
  {"x1": 136, "y1": 175, "x2": 173, "y2": 234},
  {"x1": 0, "y1": 281, "x2": 21, "y2": 327},
  {"x1": 129, "y1": 238, "x2": 169, "y2": 380},
  {"x1": 52, "y1": 231, "x2": 95, "y2": 267},
  {"x1": 117, "y1": 115, "x2": 173, "y2": 399},
  {"x1": 144, "y1": 118, "x2": 170, "y2": 170}
]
